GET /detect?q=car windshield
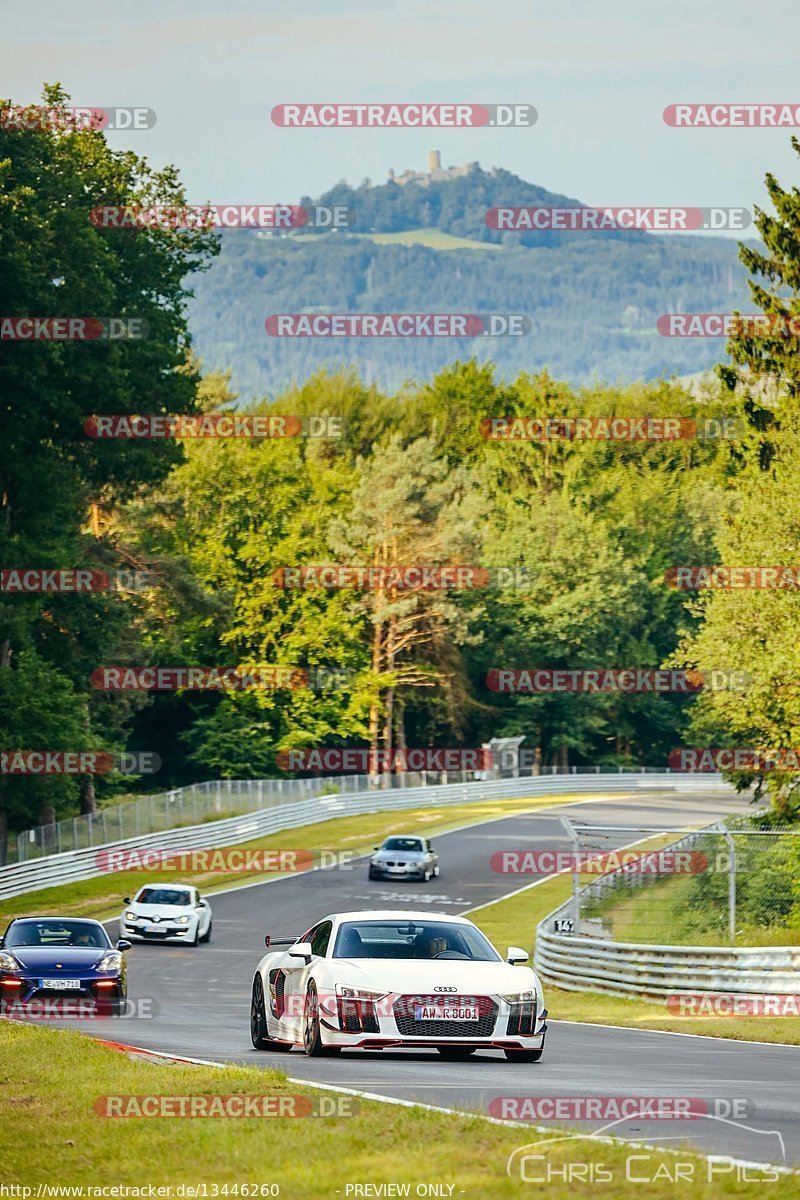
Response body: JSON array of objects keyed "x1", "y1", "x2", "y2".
[
  {"x1": 135, "y1": 888, "x2": 192, "y2": 906},
  {"x1": 4, "y1": 919, "x2": 111, "y2": 949},
  {"x1": 333, "y1": 920, "x2": 501, "y2": 961},
  {"x1": 382, "y1": 838, "x2": 423, "y2": 852}
]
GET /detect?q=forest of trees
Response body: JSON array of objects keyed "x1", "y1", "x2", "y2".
[{"x1": 2, "y1": 90, "x2": 799, "y2": 848}]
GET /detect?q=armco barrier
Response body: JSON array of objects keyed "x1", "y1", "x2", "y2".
[
  {"x1": 535, "y1": 925, "x2": 800, "y2": 998},
  {"x1": 0, "y1": 772, "x2": 731, "y2": 902}
]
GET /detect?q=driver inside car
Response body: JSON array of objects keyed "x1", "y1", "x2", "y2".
[{"x1": 424, "y1": 935, "x2": 448, "y2": 958}]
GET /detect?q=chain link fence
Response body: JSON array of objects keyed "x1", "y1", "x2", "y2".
[
  {"x1": 561, "y1": 817, "x2": 800, "y2": 947},
  {"x1": 2, "y1": 764, "x2": 684, "y2": 866}
]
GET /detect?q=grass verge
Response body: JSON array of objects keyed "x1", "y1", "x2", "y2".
[
  {"x1": 1, "y1": 1022, "x2": 792, "y2": 1195},
  {"x1": 469, "y1": 874, "x2": 800, "y2": 1045}
]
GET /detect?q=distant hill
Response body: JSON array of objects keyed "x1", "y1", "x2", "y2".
[{"x1": 187, "y1": 164, "x2": 751, "y2": 397}]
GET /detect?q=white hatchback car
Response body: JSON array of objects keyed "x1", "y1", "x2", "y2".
[{"x1": 121, "y1": 884, "x2": 212, "y2": 946}]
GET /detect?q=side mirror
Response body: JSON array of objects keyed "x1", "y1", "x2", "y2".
[
  {"x1": 116, "y1": 940, "x2": 132, "y2": 952},
  {"x1": 506, "y1": 946, "x2": 528, "y2": 965},
  {"x1": 373, "y1": 846, "x2": 379, "y2": 851},
  {"x1": 288, "y1": 941, "x2": 313, "y2": 961},
  {"x1": 123, "y1": 897, "x2": 131, "y2": 905}
]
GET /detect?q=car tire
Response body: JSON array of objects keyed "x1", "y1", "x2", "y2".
[
  {"x1": 504, "y1": 1048, "x2": 544, "y2": 1063},
  {"x1": 436, "y1": 1046, "x2": 476, "y2": 1060},
  {"x1": 200, "y1": 919, "x2": 212, "y2": 944},
  {"x1": 368, "y1": 868, "x2": 378, "y2": 881},
  {"x1": 302, "y1": 981, "x2": 339, "y2": 1056},
  {"x1": 433, "y1": 864, "x2": 440, "y2": 878},
  {"x1": 251, "y1": 975, "x2": 292, "y2": 1051}
]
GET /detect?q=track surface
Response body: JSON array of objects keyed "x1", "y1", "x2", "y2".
[{"x1": 26, "y1": 789, "x2": 800, "y2": 1165}]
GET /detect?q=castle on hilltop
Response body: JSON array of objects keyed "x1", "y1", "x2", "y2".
[{"x1": 387, "y1": 150, "x2": 480, "y2": 188}]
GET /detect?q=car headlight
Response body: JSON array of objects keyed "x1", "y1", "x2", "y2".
[
  {"x1": 96, "y1": 953, "x2": 122, "y2": 973},
  {"x1": 178, "y1": 915, "x2": 190, "y2": 924},
  {"x1": 501, "y1": 990, "x2": 535, "y2": 1003},
  {"x1": 125, "y1": 911, "x2": 138, "y2": 922},
  {"x1": 0, "y1": 951, "x2": 21, "y2": 971},
  {"x1": 335, "y1": 984, "x2": 389, "y2": 1000}
]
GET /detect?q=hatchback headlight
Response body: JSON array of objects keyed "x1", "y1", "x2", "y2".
[
  {"x1": 96, "y1": 953, "x2": 122, "y2": 973},
  {"x1": 0, "y1": 951, "x2": 21, "y2": 971},
  {"x1": 178, "y1": 915, "x2": 190, "y2": 924},
  {"x1": 501, "y1": 990, "x2": 534, "y2": 1003},
  {"x1": 125, "y1": 911, "x2": 138, "y2": 922}
]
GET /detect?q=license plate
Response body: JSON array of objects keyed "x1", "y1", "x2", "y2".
[
  {"x1": 414, "y1": 1004, "x2": 478, "y2": 1021},
  {"x1": 40, "y1": 978, "x2": 81, "y2": 990}
]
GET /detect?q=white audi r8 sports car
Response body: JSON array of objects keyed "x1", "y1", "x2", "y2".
[
  {"x1": 250, "y1": 910, "x2": 547, "y2": 1061},
  {"x1": 120, "y1": 884, "x2": 212, "y2": 946}
]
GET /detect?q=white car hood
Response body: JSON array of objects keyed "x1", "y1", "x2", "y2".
[
  {"x1": 128, "y1": 903, "x2": 194, "y2": 921},
  {"x1": 330, "y1": 957, "x2": 537, "y2": 994}
]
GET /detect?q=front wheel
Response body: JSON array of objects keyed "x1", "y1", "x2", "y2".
[
  {"x1": 437, "y1": 1046, "x2": 476, "y2": 1060},
  {"x1": 302, "y1": 982, "x2": 339, "y2": 1056},
  {"x1": 200, "y1": 919, "x2": 212, "y2": 944},
  {"x1": 251, "y1": 975, "x2": 291, "y2": 1051},
  {"x1": 504, "y1": 1047, "x2": 543, "y2": 1063}
]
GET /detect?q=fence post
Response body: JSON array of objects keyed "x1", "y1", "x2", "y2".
[
  {"x1": 560, "y1": 815, "x2": 581, "y2": 932},
  {"x1": 724, "y1": 829, "x2": 736, "y2": 945}
]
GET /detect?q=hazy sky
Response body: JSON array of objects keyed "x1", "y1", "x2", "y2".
[{"x1": 3, "y1": 0, "x2": 798, "y2": 234}]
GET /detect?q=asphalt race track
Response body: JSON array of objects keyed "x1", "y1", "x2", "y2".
[{"x1": 27, "y1": 789, "x2": 800, "y2": 1167}]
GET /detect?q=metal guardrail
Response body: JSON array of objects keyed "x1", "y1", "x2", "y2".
[
  {"x1": 0, "y1": 771, "x2": 730, "y2": 902},
  {"x1": 535, "y1": 928, "x2": 800, "y2": 998},
  {"x1": 4, "y1": 763, "x2": 683, "y2": 865}
]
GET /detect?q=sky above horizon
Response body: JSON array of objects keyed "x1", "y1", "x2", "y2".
[{"x1": 2, "y1": 0, "x2": 798, "y2": 236}]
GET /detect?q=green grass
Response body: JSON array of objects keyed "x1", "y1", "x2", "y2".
[
  {"x1": 469, "y1": 874, "x2": 800, "y2": 1045},
  {"x1": 0, "y1": 792, "x2": 585, "y2": 924},
  {"x1": 1, "y1": 1022, "x2": 793, "y2": 1194},
  {"x1": 352, "y1": 227, "x2": 502, "y2": 251},
  {"x1": 584, "y1": 872, "x2": 800, "y2": 947}
]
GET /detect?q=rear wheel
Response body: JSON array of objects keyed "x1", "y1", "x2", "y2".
[
  {"x1": 504, "y1": 1047, "x2": 543, "y2": 1063},
  {"x1": 437, "y1": 1046, "x2": 477, "y2": 1060},
  {"x1": 250, "y1": 975, "x2": 291, "y2": 1051}
]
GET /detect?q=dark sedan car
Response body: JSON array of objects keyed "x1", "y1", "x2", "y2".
[{"x1": 0, "y1": 917, "x2": 131, "y2": 1015}]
